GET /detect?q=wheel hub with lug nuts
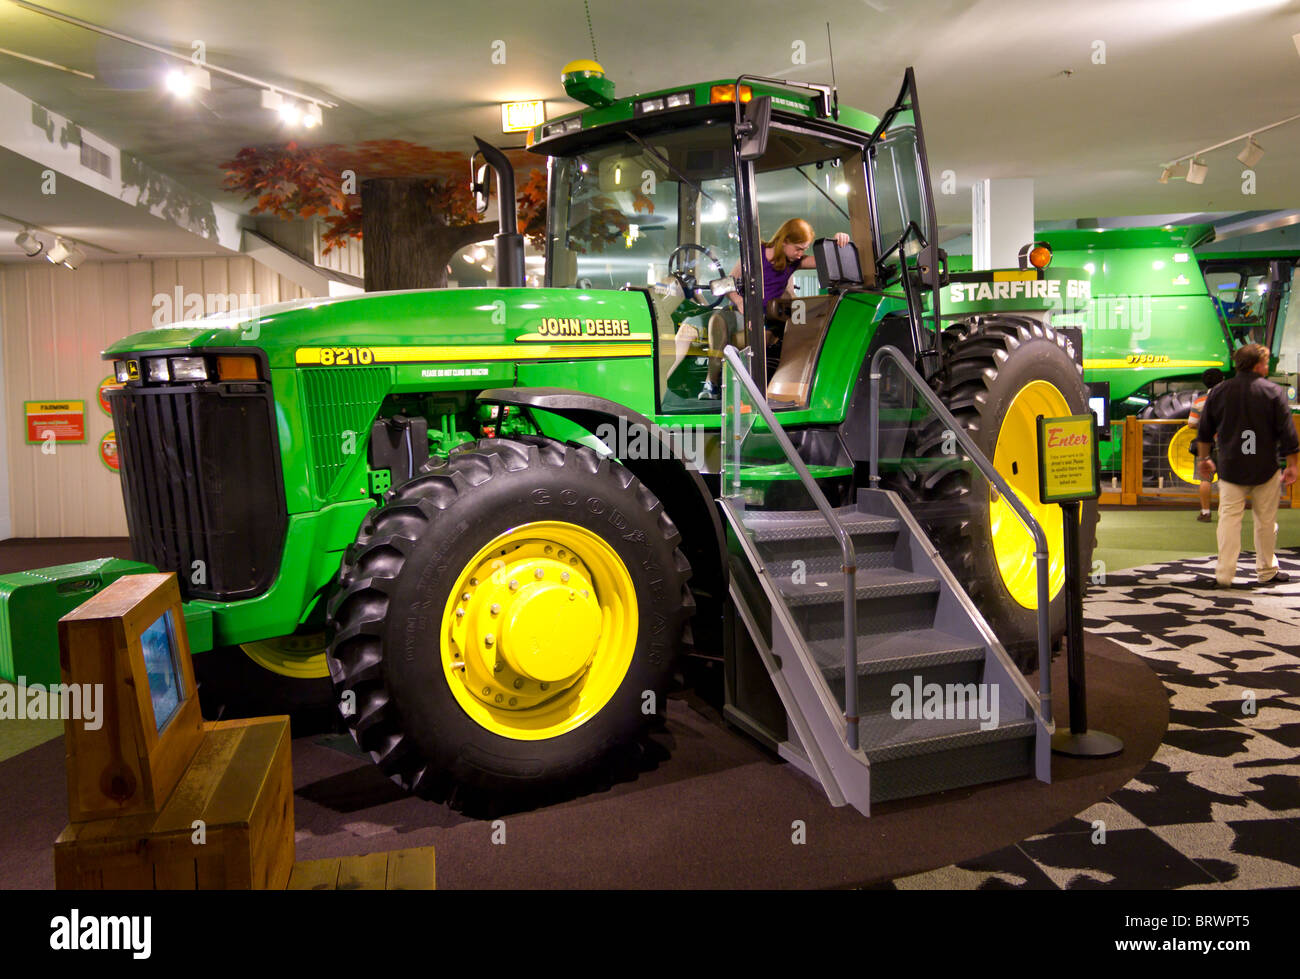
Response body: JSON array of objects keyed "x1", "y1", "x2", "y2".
[{"x1": 440, "y1": 521, "x2": 637, "y2": 739}]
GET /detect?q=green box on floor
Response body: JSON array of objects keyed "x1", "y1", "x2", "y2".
[{"x1": 0, "y1": 558, "x2": 158, "y2": 686}]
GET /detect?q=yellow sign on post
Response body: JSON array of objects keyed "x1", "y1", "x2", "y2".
[{"x1": 1037, "y1": 414, "x2": 1100, "y2": 503}]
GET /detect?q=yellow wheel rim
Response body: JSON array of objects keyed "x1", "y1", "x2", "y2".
[
  {"x1": 241, "y1": 632, "x2": 331, "y2": 679},
  {"x1": 439, "y1": 520, "x2": 637, "y2": 741},
  {"x1": 990, "y1": 380, "x2": 1069, "y2": 609},
  {"x1": 1169, "y1": 425, "x2": 1214, "y2": 484}
]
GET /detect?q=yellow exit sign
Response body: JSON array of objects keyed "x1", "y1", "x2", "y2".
[{"x1": 501, "y1": 100, "x2": 545, "y2": 132}]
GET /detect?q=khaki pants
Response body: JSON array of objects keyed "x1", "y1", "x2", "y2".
[{"x1": 1216, "y1": 474, "x2": 1283, "y2": 585}]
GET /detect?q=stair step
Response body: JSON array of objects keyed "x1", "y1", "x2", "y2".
[
  {"x1": 743, "y1": 507, "x2": 900, "y2": 543},
  {"x1": 773, "y1": 568, "x2": 939, "y2": 606},
  {"x1": 808, "y1": 629, "x2": 985, "y2": 679},
  {"x1": 868, "y1": 732, "x2": 1036, "y2": 803},
  {"x1": 762, "y1": 548, "x2": 897, "y2": 577},
  {"x1": 857, "y1": 712, "x2": 1036, "y2": 763}
]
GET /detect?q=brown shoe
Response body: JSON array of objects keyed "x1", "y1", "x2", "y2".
[{"x1": 1196, "y1": 512, "x2": 1212, "y2": 522}]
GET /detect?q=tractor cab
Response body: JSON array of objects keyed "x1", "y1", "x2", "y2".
[
  {"x1": 529, "y1": 64, "x2": 941, "y2": 415},
  {"x1": 1200, "y1": 253, "x2": 1298, "y2": 366}
]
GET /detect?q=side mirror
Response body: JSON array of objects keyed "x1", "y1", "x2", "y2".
[
  {"x1": 737, "y1": 96, "x2": 772, "y2": 161},
  {"x1": 472, "y1": 162, "x2": 491, "y2": 215}
]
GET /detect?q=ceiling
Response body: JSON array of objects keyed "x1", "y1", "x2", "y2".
[
  {"x1": 1, "y1": 0, "x2": 1299, "y2": 257},
  {"x1": 0, "y1": 147, "x2": 236, "y2": 260}
]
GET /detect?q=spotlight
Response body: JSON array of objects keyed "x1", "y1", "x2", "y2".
[
  {"x1": 303, "y1": 103, "x2": 323, "y2": 128},
  {"x1": 278, "y1": 101, "x2": 302, "y2": 126},
  {"x1": 164, "y1": 66, "x2": 210, "y2": 98},
  {"x1": 45, "y1": 238, "x2": 70, "y2": 265},
  {"x1": 1186, "y1": 158, "x2": 1208, "y2": 184},
  {"x1": 165, "y1": 69, "x2": 192, "y2": 97},
  {"x1": 15, "y1": 229, "x2": 43, "y2": 257},
  {"x1": 62, "y1": 243, "x2": 86, "y2": 270},
  {"x1": 472, "y1": 245, "x2": 488, "y2": 262},
  {"x1": 1237, "y1": 136, "x2": 1263, "y2": 168},
  {"x1": 1158, "y1": 162, "x2": 1185, "y2": 184}
]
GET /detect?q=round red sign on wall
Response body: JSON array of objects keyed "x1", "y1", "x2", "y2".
[
  {"x1": 100, "y1": 430, "x2": 119, "y2": 473},
  {"x1": 98, "y1": 375, "x2": 121, "y2": 416}
]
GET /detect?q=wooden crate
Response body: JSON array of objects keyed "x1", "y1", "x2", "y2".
[
  {"x1": 55, "y1": 716, "x2": 295, "y2": 889},
  {"x1": 288, "y1": 846, "x2": 437, "y2": 890}
]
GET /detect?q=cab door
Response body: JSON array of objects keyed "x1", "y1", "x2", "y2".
[{"x1": 866, "y1": 68, "x2": 943, "y2": 360}]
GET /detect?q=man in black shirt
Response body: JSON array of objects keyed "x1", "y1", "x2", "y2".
[{"x1": 1197, "y1": 343, "x2": 1300, "y2": 588}]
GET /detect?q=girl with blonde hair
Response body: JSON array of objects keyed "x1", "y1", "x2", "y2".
[{"x1": 695, "y1": 218, "x2": 849, "y2": 398}]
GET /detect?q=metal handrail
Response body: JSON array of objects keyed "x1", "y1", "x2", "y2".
[
  {"x1": 721, "y1": 345, "x2": 861, "y2": 750},
  {"x1": 866, "y1": 345, "x2": 1053, "y2": 723}
]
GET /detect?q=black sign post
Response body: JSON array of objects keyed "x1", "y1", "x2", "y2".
[{"x1": 1037, "y1": 414, "x2": 1123, "y2": 759}]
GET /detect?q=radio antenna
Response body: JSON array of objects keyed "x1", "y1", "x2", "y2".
[{"x1": 826, "y1": 22, "x2": 839, "y2": 120}]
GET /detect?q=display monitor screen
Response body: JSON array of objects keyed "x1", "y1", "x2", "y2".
[
  {"x1": 1086, "y1": 381, "x2": 1111, "y2": 441},
  {"x1": 139, "y1": 610, "x2": 183, "y2": 733}
]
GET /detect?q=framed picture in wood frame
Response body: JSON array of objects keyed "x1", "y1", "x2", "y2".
[{"x1": 57, "y1": 573, "x2": 204, "y2": 822}]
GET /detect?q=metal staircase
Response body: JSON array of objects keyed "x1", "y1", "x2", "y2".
[{"x1": 720, "y1": 346, "x2": 1052, "y2": 816}]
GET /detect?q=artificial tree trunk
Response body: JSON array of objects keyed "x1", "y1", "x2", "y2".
[{"x1": 360, "y1": 177, "x2": 498, "y2": 291}]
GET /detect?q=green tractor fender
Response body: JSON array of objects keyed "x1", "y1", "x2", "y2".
[{"x1": 475, "y1": 387, "x2": 729, "y2": 617}]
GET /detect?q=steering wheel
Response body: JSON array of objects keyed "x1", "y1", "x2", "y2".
[{"x1": 667, "y1": 243, "x2": 728, "y2": 310}]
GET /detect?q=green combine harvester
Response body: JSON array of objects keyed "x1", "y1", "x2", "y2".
[
  {"x1": 1, "y1": 62, "x2": 1100, "y2": 815},
  {"x1": 1032, "y1": 226, "x2": 1297, "y2": 484}
]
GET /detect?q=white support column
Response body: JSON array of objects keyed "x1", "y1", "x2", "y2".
[{"x1": 972, "y1": 178, "x2": 1035, "y2": 271}]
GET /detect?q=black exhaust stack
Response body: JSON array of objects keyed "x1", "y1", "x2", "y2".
[{"x1": 473, "y1": 137, "x2": 526, "y2": 288}]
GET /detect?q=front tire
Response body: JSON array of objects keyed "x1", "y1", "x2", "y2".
[{"x1": 326, "y1": 437, "x2": 693, "y2": 811}]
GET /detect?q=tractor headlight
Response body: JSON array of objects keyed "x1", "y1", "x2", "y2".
[
  {"x1": 169, "y1": 356, "x2": 209, "y2": 381},
  {"x1": 114, "y1": 360, "x2": 130, "y2": 382},
  {"x1": 145, "y1": 356, "x2": 171, "y2": 382},
  {"x1": 541, "y1": 117, "x2": 581, "y2": 139}
]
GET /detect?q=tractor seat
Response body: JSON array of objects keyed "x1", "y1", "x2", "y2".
[{"x1": 812, "y1": 237, "x2": 864, "y2": 293}]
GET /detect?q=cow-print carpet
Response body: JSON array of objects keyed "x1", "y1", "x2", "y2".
[{"x1": 878, "y1": 548, "x2": 1300, "y2": 890}]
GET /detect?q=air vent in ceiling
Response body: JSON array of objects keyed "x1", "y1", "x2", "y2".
[{"x1": 79, "y1": 139, "x2": 112, "y2": 178}]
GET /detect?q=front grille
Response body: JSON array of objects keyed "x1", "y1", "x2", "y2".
[
  {"x1": 300, "y1": 366, "x2": 390, "y2": 498},
  {"x1": 108, "y1": 382, "x2": 287, "y2": 601}
]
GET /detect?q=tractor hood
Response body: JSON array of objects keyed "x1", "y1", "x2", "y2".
[{"x1": 103, "y1": 287, "x2": 655, "y2": 370}]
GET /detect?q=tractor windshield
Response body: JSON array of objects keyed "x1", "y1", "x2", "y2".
[{"x1": 546, "y1": 123, "x2": 740, "y2": 293}]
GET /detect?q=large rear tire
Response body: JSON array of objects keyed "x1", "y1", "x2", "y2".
[
  {"x1": 325, "y1": 437, "x2": 693, "y2": 812},
  {"x1": 895, "y1": 316, "x2": 1099, "y2": 671}
]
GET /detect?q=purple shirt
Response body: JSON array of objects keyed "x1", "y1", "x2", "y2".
[{"x1": 761, "y1": 248, "x2": 799, "y2": 306}]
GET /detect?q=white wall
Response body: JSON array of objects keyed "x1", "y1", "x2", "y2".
[{"x1": 1, "y1": 256, "x2": 308, "y2": 539}]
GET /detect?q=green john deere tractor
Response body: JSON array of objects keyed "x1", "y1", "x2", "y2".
[{"x1": 1, "y1": 62, "x2": 1097, "y2": 811}]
